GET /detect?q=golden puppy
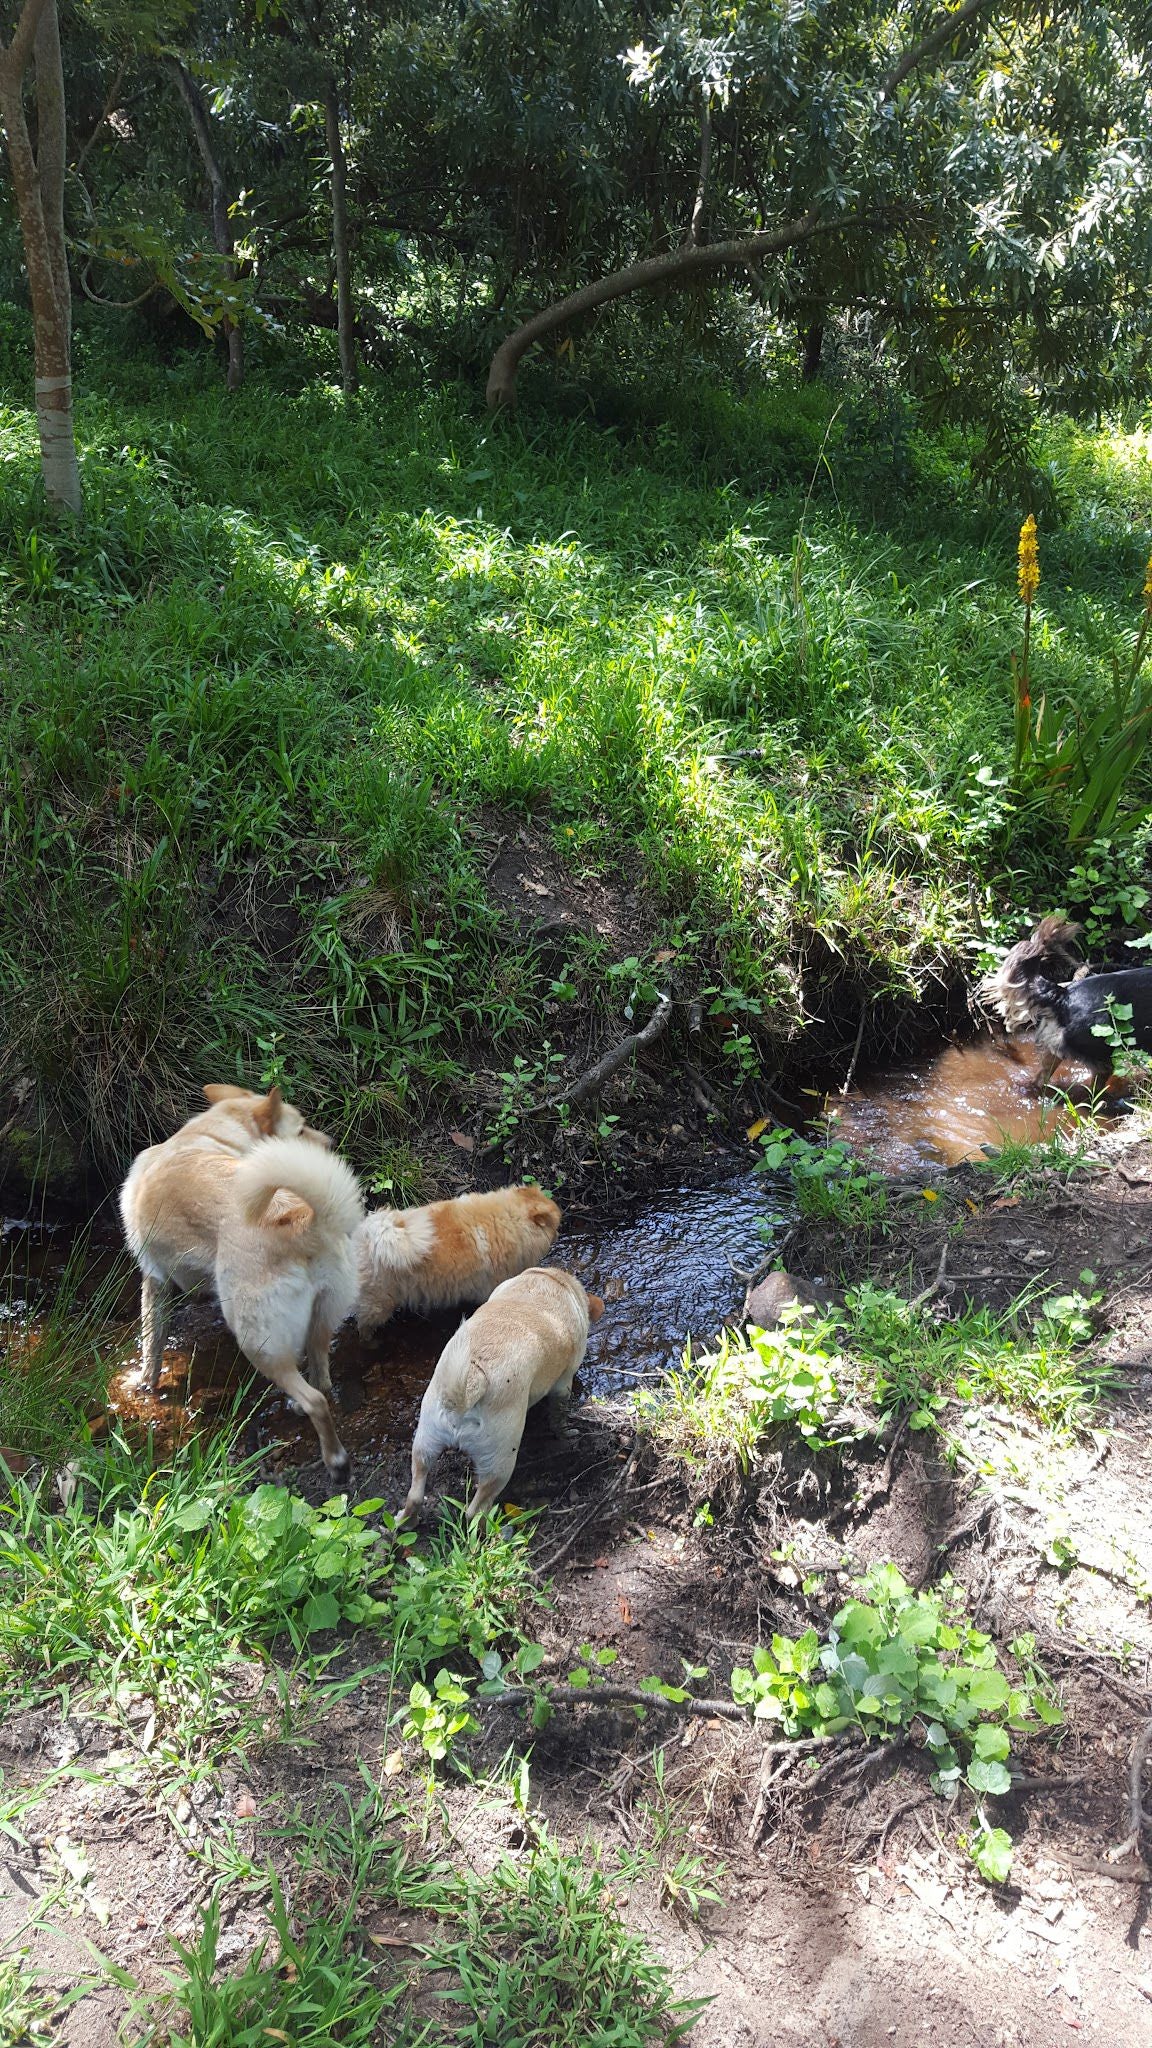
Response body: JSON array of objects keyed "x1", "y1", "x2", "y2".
[
  {"x1": 355, "y1": 1185, "x2": 561, "y2": 1336},
  {"x1": 119, "y1": 1085, "x2": 364, "y2": 1476},
  {"x1": 400, "y1": 1267, "x2": 604, "y2": 1522}
]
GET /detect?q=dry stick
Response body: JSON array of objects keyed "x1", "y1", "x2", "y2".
[
  {"x1": 908, "y1": 1239, "x2": 950, "y2": 1309},
  {"x1": 554, "y1": 993, "x2": 673, "y2": 1108},
  {"x1": 537, "y1": 1438, "x2": 642, "y2": 1570},
  {"x1": 840, "y1": 1005, "x2": 867, "y2": 1096},
  {"x1": 479, "y1": 1681, "x2": 749, "y2": 1723},
  {"x1": 1112, "y1": 1714, "x2": 1152, "y2": 1863}
]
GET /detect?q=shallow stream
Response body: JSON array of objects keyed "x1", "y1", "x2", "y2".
[{"x1": 0, "y1": 1031, "x2": 1098, "y2": 1470}]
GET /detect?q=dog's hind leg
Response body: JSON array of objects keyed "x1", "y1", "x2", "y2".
[
  {"x1": 139, "y1": 1272, "x2": 170, "y2": 1392},
  {"x1": 262, "y1": 1359, "x2": 350, "y2": 1481},
  {"x1": 304, "y1": 1295, "x2": 340, "y2": 1393}
]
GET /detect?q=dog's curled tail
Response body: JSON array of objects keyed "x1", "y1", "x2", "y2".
[
  {"x1": 356, "y1": 1206, "x2": 436, "y2": 1278},
  {"x1": 234, "y1": 1137, "x2": 365, "y2": 1239}
]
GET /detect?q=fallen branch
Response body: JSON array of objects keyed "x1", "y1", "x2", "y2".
[
  {"x1": 554, "y1": 994, "x2": 673, "y2": 1108},
  {"x1": 479, "y1": 1681, "x2": 749, "y2": 1722}
]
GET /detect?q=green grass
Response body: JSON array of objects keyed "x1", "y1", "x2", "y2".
[
  {"x1": 0, "y1": 1237, "x2": 128, "y2": 1465},
  {"x1": 0, "y1": 1432, "x2": 540, "y2": 1750},
  {"x1": 3, "y1": 319, "x2": 1152, "y2": 1184},
  {"x1": 0, "y1": 1955, "x2": 60, "y2": 2045},
  {"x1": 641, "y1": 1275, "x2": 1112, "y2": 1476}
]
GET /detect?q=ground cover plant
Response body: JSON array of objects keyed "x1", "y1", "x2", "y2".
[{"x1": 3, "y1": 328, "x2": 1152, "y2": 1190}]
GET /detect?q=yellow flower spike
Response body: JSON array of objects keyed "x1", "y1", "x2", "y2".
[
  {"x1": 1017, "y1": 514, "x2": 1040, "y2": 606},
  {"x1": 1143, "y1": 552, "x2": 1152, "y2": 610}
]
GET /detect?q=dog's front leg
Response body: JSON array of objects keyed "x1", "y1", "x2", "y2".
[
  {"x1": 1033, "y1": 1050, "x2": 1062, "y2": 1095},
  {"x1": 139, "y1": 1272, "x2": 170, "y2": 1392},
  {"x1": 546, "y1": 1373, "x2": 577, "y2": 1440}
]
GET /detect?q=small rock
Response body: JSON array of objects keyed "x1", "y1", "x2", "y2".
[{"x1": 744, "y1": 1270, "x2": 833, "y2": 1329}]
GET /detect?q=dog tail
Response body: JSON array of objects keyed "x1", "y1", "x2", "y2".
[
  {"x1": 234, "y1": 1137, "x2": 364, "y2": 1242},
  {"x1": 357, "y1": 1206, "x2": 436, "y2": 1279}
]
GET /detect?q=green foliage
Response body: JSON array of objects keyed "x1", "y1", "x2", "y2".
[
  {"x1": 415, "y1": 1829, "x2": 707, "y2": 2047},
  {"x1": 976, "y1": 1123, "x2": 1092, "y2": 1196},
  {"x1": 0, "y1": 1955, "x2": 61, "y2": 2046},
  {"x1": 730, "y1": 1565, "x2": 1063, "y2": 1849},
  {"x1": 385, "y1": 1507, "x2": 545, "y2": 1673},
  {"x1": 636, "y1": 1315, "x2": 846, "y2": 1475},
  {"x1": 846, "y1": 1281, "x2": 1111, "y2": 1433},
  {"x1": 1010, "y1": 523, "x2": 1152, "y2": 842},
  {"x1": 3, "y1": 359, "x2": 1152, "y2": 1188},
  {"x1": 757, "y1": 1128, "x2": 888, "y2": 1230},
  {"x1": 0, "y1": 1439, "x2": 391, "y2": 1732},
  {"x1": 0, "y1": 1238, "x2": 129, "y2": 1465},
  {"x1": 143, "y1": 1878, "x2": 388, "y2": 2047},
  {"x1": 401, "y1": 1668, "x2": 477, "y2": 1764}
]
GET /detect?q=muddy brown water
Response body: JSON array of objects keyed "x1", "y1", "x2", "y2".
[{"x1": 0, "y1": 1032, "x2": 1114, "y2": 1474}]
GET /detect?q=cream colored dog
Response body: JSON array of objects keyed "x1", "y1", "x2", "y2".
[
  {"x1": 400, "y1": 1267, "x2": 604, "y2": 1523},
  {"x1": 119, "y1": 1084, "x2": 364, "y2": 1477},
  {"x1": 355, "y1": 1185, "x2": 561, "y2": 1336}
]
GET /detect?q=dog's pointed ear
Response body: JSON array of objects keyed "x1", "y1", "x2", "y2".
[
  {"x1": 203, "y1": 1083, "x2": 250, "y2": 1104},
  {"x1": 254, "y1": 1085, "x2": 283, "y2": 1134},
  {"x1": 586, "y1": 1293, "x2": 606, "y2": 1323}
]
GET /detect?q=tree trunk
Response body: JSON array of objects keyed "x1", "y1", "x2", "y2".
[
  {"x1": 323, "y1": 83, "x2": 358, "y2": 396},
  {"x1": 800, "y1": 320, "x2": 824, "y2": 381},
  {"x1": 0, "y1": 0, "x2": 81, "y2": 515},
  {"x1": 168, "y1": 58, "x2": 243, "y2": 392},
  {"x1": 487, "y1": 211, "x2": 839, "y2": 410}
]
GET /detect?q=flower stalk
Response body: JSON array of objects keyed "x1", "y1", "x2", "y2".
[{"x1": 1012, "y1": 514, "x2": 1039, "y2": 774}]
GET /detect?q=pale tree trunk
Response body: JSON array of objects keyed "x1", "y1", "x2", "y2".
[
  {"x1": 323, "y1": 82, "x2": 358, "y2": 396},
  {"x1": 0, "y1": 0, "x2": 81, "y2": 515},
  {"x1": 168, "y1": 58, "x2": 243, "y2": 391},
  {"x1": 486, "y1": 212, "x2": 833, "y2": 411}
]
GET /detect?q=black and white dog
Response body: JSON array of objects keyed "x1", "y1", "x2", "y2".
[{"x1": 983, "y1": 914, "x2": 1152, "y2": 1090}]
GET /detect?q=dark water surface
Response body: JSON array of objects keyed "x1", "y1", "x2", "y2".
[{"x1": 0, "y1": 1031, "x2": 1106, "y2": 1469}]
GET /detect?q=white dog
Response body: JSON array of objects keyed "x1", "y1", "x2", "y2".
[
  {"x1": 119, "y1": 1085, "x2": 364, "y2": 1476},
  {"x1": 400, "y1": 1267, "x2": 604, "y2": 1523}
]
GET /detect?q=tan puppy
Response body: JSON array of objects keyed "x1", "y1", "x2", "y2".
[
  {"x1": 355, "y1": 1185, "x2": 561, "y2": 1336},
  {"x1": 119, "y1": 1085, "x2": 364, "y2": 1476},
  {"x1": 400, "y1": 1267, "x2": 604, "y2": 1523}
]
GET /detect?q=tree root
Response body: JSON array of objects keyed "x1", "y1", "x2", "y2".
[{"x1": 553, "y1": 994, "x2": 673, "y2": 1108}]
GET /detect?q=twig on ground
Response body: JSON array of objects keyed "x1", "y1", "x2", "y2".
[
  {"x1": 1111, "y1": 1714, "x2": 1152, "y2": 1863},
  {"x1": 555, "y1": 994, "x2": 673, "y2": 1108},
  {"x1": 840, "y1": 1006, "x2": 867, "y2": 1097},
  {"x1": 537, "y1": 1438, "x2": 641, "y2": 1569},
  {"x1": 748, "y1": 1734, "x2": 844, "y2": 1842},
  {"x1": 479, "y1": 1681, "x2": 749, "y2": 1722},
  {"x1": 908, "y1": 1239, "x2": 950, "y2": 1309}
]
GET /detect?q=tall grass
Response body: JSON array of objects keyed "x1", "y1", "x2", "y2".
[{"x1": 3, "y1": 322, "x2": 1152, "y2": 1182}]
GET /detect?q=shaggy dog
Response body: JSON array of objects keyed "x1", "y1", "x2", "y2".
[
  {"x1": 399, "y1": 1267, "x2": 604, "y2": 1523},
  {"x1": 119, "y1": 1085, "x2": 363, "y2": 1476},
  {"x1": 355, "y1": 1185, "x2": 561, "y2": 1336},
  {"x1": 983, "y1": 915, "x2": 1152, "y2": 1089}
]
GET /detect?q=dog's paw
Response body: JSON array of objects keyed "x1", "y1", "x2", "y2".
[{"x1": 327, "y1": 1451, "x2": 352, "y2": 1484}]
